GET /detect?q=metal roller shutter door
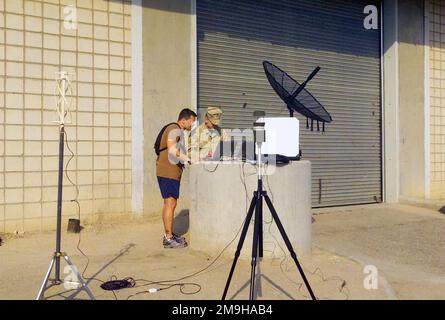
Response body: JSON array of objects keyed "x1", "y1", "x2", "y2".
[{"x1": 197, "y1": 0, "x2": 382, "y2": 207}]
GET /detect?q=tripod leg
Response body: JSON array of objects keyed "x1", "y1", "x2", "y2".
[
  {"x1": 249, "y1": 192, "x2": 262, "y2": 300},
  {"x1": 264, "y1": 195, "x2": 316, "y2": 300},
  {"x1": 222, "y1": 195, "x2": 257, "y2": 300},
  {"x1": 258, "y1": 193, "x2": 263, "y2": 258},
  {"x1": 63, "y1": 255, "x2": 96, "y2": 300},
  {"x1": 36, "y1": 256, "x2": 56, "y2": 300}
]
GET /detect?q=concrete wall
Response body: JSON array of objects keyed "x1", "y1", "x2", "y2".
[
  {"x1": 142, "y1": 0, "x2": 194, "y2": 216},
  {"x1": 0, "y1": 0, "x2": 133, "y2": 233},
  {"x1": 383, "y1": 0, "x2": 400, "y2": 203},
  {"x1": 397, "y1": 0, "x2": 427, "y2": 199}
]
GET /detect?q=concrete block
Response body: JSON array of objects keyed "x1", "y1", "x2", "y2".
[
  {"x1": 93, "y1": 141, "x2": 108, "y2": 155},
  {"x1": 190, "y1": 161, "x2": 312, "y2": 258},
  {"x1": 109, "y1": 13, "x2": 123, "y2": 28},
  {"x1": 109, "y1": 1, "x2": 123, "y2": 13},
  {"x1": 24, "y1": 79, "x2": 42, "y2": 94},
  {"x1": 6, "y1": 62, "x2": 23, "y2": 77},
  {"x1": 109, "y1": 170, "x2": 124, "y2": 184},
  {"x1": 110, "y1": 141, "x2": 124, "y2": 154},
  {"x1": 78, "y1": 141, "x2": 93, "y2": 155},
  {"x1": 94, "y1": 10, "x2": 108, "y2": 25},
  {"x1": 77, "y1": 127, "x2": 93, "y2": 141},
  {"x1": 94, "y1": 39, "x2": 108, "y2": 55},
  {"x1": 93, "y1": 127, "x2": 108, "y2": 141},
  {"x1": 77, "y1": 23, "x2": 93, "y2": 37},
  {"x1": 24, "y1": 156, "x2": 41, "y2": 172},
  {"x1": 5, "y1": 93, "x2": 23, "y2": 109},
  {"x1": 110, "y1": 113, "x2": 123, "y2": 127},
  {"x1": 5, "y1": 141, "x2": 23, "y2": 156},
  {"x1": 109, "y1": 99, "x2": 123, "y2": 113},
  {"x1": 78, "y1": 82, "x2": 93, "y2": 97},
  {"x1": 94, "y1": 25, "x2": 108, "y2": 40},
  {"x1": 94, "y1": 83, "x2": 109, "y2": 98},
  {"x1": 110, "y1": 57, "x2": 124, "y2": 71},
  {"x1": 77, "y1": 0, "x2": 92, "y2": 9},
  {"x1": 61, "y1": 51, "x2": 76, "y2": 66},
  {"x1": 110, "y1": 85, "x2": 124, "y2": 99},
  {"x1": 6, "y1": 46, "x2": 23, "y2": 62},
  {"x1": 5, "y1": 109, "x2": 23, "y2": 125},
  {"x1": 5, "y1": 0, "x2": 23, "y2": 14},
  {"x1": 5, "y1": 188, "x2": 23, "y2": 204},
  {"x1": 78, "y1": 8, "x2": 93, "y2": 24},
  {"x1": 78, "y1": 53, "x2": 93, "y2": 68},
  {"x1": 94, "y1": 54, "x2": 109, "y2": 69},
  {"x1": 6, "y1": 14, "x2": 23, "y2": 29},
  {"x1": 5, "y1": 172, "x2": 23, "y2": 188},
  {"x1": 24, "y1": 172, "x2": 41, "y2": 187},
  {"x1": 110, "y1": 27, "x2": 124, "y2": 42},
  {"x1": 25, "y1": 1, "x2": 42, "y2": 16},
  {"x1": 110, "y1": 42, "x2": 123, "y2": 56},
  {"x1": 43, "y1": 19, "x2": 60, "y2": 35},
  {"x1": 5, "y1": 125, "x2": 23, "y2": 140},
  {"x1": 93, "y1": 156, "x2": 108, "y2": 170},
  {"x1": 6, "y1": 78, "x2": 23, "y2": 93},
  {"x1": 42, "y1": 202, "x2": 57, "y2": 218},
  {"x1": 110, "y1": 156, "x2": 123, "y2": 170},
  {"x1": 25, "y1": 63, "x2": 42, "y2": 78},
  {"x1": 95, "y1": 97, "x2": 109, "y2": 112},
  {"x1": 94, "y1": 69, "x2": 108, "y2": 83},
  {"x1": 109, "y1": 184, "x2": 124, "y2": 198},
  {"x1": 24, "y1": 188, "x2": 42, "y2": 203},
  {"x1": 42, "y1": 49, "x2": 59, "y2": 65},
  {"x1": 43, "y1": 3, "x2": 59, "y2": 19},
  {"x1": 24, "y1": 141, "x2": 42, "y2": 155},
  {"x1": 78, "y1": 38, "x2": 93, "y2": 53},
  {"x1": 110, "y1": 70, "x2": 124, "y2": 84},
  {"x1": 93, "y1": 0, "x2": 108, "y2": 11},
  {"x1": 43, "y1": 33, "x2": 59, "y2": 50}
]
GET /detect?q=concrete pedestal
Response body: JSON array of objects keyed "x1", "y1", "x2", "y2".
[{"x1": 189, "y1": 161, "x2": 312, "y2": 258}]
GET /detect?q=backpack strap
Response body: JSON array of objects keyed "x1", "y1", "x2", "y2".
[{"x1": 159, "y1": 123, "x2": 181, "y2": 154}]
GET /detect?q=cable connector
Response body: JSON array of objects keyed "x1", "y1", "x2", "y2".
[{"x1": 148, "y1": 288, "x2": 159, "y2": 293}]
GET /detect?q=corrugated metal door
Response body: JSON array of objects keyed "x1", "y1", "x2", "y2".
[{"x1": 197, "y1": 0, "x2": 382, "y2": 207}]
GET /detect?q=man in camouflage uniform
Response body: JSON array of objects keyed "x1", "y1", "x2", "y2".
[{"x1": 189, "y1": 107, "x2": 229, "y2": 161}]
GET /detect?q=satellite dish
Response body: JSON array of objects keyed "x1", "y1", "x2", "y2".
[{"x1": 263, "y1": 61, "x2": 332, "y2": 131}]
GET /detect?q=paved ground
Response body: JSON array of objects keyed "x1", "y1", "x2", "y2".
[
  {"x1": 313, "y1": 203, "x2": 445, "y2": 299},
  {"x1": 0, "y1": 203, "x2": 443, "y2": 300}
]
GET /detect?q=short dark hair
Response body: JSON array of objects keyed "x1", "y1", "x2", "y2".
[{"x1": 178, "y1": 108, "x2": 197, "y2": 121}]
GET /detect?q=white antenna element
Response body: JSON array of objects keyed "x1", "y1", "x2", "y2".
[{"x1": 53, "y1": 71, "x2": 74, "y2": 125}]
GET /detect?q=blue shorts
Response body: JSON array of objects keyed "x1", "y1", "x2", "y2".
[{"x1": 157, "y1": 177, "x2": 180, "y2": 199}]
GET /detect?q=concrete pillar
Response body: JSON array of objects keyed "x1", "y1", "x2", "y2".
[
  {"x1": 397, "y1": 0, "x2": 426, "y2": 199},
  {"x1": 383, "y1": 0, "x2": 400, "y2": 203},
  {"x1": 142, "y1": 0, "x2": 195, "y2": 216}
]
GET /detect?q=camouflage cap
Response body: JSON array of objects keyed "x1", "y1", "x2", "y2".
[{"x1": 206, "y1": 107, "x2": 223, "y2": 126}]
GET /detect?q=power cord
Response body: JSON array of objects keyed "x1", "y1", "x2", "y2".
[{"x1": 64, "y1": 135, "x2": 349, "y2": 300}]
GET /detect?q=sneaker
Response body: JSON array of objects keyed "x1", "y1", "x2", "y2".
[
  {"x1": 172, "y1": 233, "x2": 188, "y2": 245},
  {"x1": 163, "y1": 235, "x2": 187, "y2": 249}
]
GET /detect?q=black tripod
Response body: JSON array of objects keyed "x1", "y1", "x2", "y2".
[
  {"x1": 36, "y1": 73, "x2": 95, "y2": 300},
  {"x1": 222, "y1": 121, "x2": 316, "y2": 300}
]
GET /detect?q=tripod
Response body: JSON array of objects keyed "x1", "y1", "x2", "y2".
[
  {"x1": 222, "y1": 120, "x2": 316, "y2": 300},
  {"x1": 36, "y1": 72, "x2": 95, "y2": 300}
]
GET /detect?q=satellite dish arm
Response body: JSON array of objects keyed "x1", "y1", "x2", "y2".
[{"x1": 288, "y1": 66, "x2": 321, "y2": 102}]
